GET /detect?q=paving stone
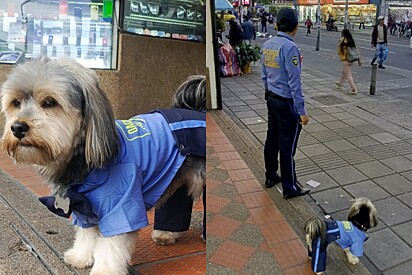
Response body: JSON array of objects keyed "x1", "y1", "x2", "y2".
[
  {"x1": 347, "y1": 136, "x2": 379, "y2": 147},
  {"x1": 234, "y1": 111, "x2": 259, "y2": 119},
  {"x1": 331, "y1": 112, "x2": 357, "y2": 120},
  {"x1": 369, "y1": 133, "x2": 401, "y2": 144},
  {"x1": 332, "y1": 127, "x2": 364, "y2": 139},
  {"x1": 325, "y1": 166, "x2": 368, "y2": 185},
  {"x1": 373, "y1": 174, "x2": 412, "y2": 196},
  {"x1": 211, "y1": 183, "x2": 239, "y2": 199},
  {"x1": 322, "y1": 120, "x2": 349, "y2": 130},
  {"x1": 393, "y1": 221, "x2": 412, "y2": 247},
  {"x1": 247, "y1": 124, "x2": 268, "y2": 133},
  {"x1": 385, "y1": 140, "x2": 412, "y2": 156},
  {"x1": 311, "y1": 188, "x2": 354, "y2": 214},
  {"x1": 220, "y1": 201, "x2": 250, "y2": 222},
  {"x1": 364, "y1": 228, "x2": 412, "y2": 271},
  {"x1": 299, "y1": 144, "x2": 333, "y2": 157},
  {"x1": 243, "y1": 250, "x2": 281, "y2": 275},
  {"x1": 240, "y1": 117, "x2": 266, "y2": 125},
  {"x1": 343, "y1": 180, "x2": 391, "y2": 201},
  {"x1": 373, "y1": 197, "x2": 412, "y2": 226},
  {"x1": 302, "y1": 123, "x2": 328, "y2": 133},
  {"x1": 310, "y1": 153, "x2": 349, "y2": 171},
  {"x1": 362, "y1": 144, "x2": 398, "y2": 160},
  {"x1": 354, "y1": 161, "x2": 394, "y2": 179},
  {"x1": 338, "y1": 148, "x2": 375, "y2": 165},
  {"x1": 298, "y1": 133, "x2": 318, "y2": 146},
  {"x1": 229, "y1": 106, "x2": 252, "y2": 112},
  {"x1": 354, "y1": 124, "x2": 385, "y2": 135},
  {"x1": 320, "y1": 106, "x2": 343, "y2": 114},
  {"x1": 296, "y1": 158, "x2": 323, "y2": 176},
  {"x1": 310, "y1": 130, "x2": 342, "y2": 143},
  {"x1": 397, "y1": 192, "x2": 412, "y2": 208},
  {"x1": 238, "y1": 95, "x2": 259, "y2": 101},
  {"x1": 206, "y1": 235, "x2": 225, "y2": 259},
  {"x1": 380, "y1": 156, "x2": 412, "y2": 173},
  {"x1": 324, "y1": 139, "x2": 357, "y2": 152},
  {"x1": 383, "y1": 261, "x2": 412, "y2": 275},
  {"x1": 344, "y1": 118, "x2": 368, "y2": 126},
  {"x1": 207, "y1": 168, "x2": 230, "y2": 182},
  {"x1": 206, "y1": 263, "x2": 239, "y2": 275},
  {"x1": 299, "y1": 172, "x2": 339, "y2": 193},
  {"x1": 249, "y1": 103, "x2": 267, "y2": 110},
  {"x1": 229, "y1": 223, "x2": 265, "y2": 248},
  {"x1": 224, "y1": 101, "x2": 247, "y2": 107}
]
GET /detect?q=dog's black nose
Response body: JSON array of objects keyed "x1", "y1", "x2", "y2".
[{"x1": 11, "y1": 121, "x2": 30, "y2": 140}]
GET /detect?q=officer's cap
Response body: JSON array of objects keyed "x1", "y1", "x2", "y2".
[{"x1": 277, "y1": 8, "x2": 298, "y2": 32}]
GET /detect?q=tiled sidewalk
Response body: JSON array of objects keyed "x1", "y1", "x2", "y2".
[
  {"x1": 0, "y1": 154, "x2": 205, "y2": 274},
  {"x1": 206, "y1": 112, "x2": 312, "y2": 274}
]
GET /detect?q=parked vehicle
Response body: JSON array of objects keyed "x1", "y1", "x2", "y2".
[{"x1": 216, "y1": 12, "x2": 236, "y2": 21}]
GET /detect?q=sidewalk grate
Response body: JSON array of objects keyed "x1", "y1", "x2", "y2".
[
  {"x1": 310, "y1": 153, "x2": 350, "y2": 171},
  {"x1": 295, "y1": 158, "x2": 323, "y2": 176},
  {"x1": 332, "y1": 127, "x2": 364, "y2": 139},
  {"x1": 311, "y1": 130, "x2": 342, "y2": 143},
  {"x1": 362, "y1": 144, "x2": 399, "y2": 160},
  {"x1": 386, "y1": 140, "x2": 412, "y2": 156},
  {"x1": 338, "y1": 148, "x2": 375, "y2": 164}
]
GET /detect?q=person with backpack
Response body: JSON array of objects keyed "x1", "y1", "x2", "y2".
[
  {"x1": 305, "y1": 16, "x2": 313, "y2": 36},
  {"x1": 335, "y1": 29, "x2": 361, "y2": 95}
]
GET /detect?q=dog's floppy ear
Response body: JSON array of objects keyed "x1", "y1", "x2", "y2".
[{"x1": 60, "y1": 59, "x2": 119, "y2": 168}]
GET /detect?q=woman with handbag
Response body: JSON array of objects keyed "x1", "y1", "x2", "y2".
[{"x1": 336, "y1": 29, "x2": 361, "y2": 95}]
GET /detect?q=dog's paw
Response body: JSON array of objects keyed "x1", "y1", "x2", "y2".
[
  {"x1": 64, "y1": 248, "x2": 94, "y2": 269},
  {"x1": 151, "y1": 230, "x2": 181, "y2": 245},
  {"x1": 348, "y1": 256, "x2": 359, "y2": 265}
]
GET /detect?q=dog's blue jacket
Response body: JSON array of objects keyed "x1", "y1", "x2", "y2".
[
  {"x1": 309, "y1": 221, "x2": 367, "y2": 273},
  {"x1": 40, "y1": 109, "x2": 205, "y2": 237}
]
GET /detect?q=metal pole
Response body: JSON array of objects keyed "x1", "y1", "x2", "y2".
[
  {"x1": 316, "y1": 0, "x2": 321, "y2": 51},
  {"x1": 370, "y1": 64, "x2": 377, "y2": 95},
  {"x1": 344, "y1": 0, "x2": 349, "y2": 29}
]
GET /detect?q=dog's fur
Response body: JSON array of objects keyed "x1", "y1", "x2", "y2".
[
  {"x1": 0, "y1": 57, "x2": 206, "y2": 275},
  {"x1": 304, "y1": 197, "x2": 378, "y2": 274}
]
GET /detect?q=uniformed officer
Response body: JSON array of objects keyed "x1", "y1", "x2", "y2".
[{"x1": 261, "y1": 8, "x2": 310, "y2": 199}]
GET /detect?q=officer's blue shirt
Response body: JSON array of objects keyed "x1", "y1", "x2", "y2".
[
  {"x1": 261, "y1": 31, "x2": 306, "y2": 115},
  {"x1": 335, "y1": 221, "x2": 367, "y2": 256},
  {"x1": 70, "y1": 111, "x2": 202, "y2": 237}
]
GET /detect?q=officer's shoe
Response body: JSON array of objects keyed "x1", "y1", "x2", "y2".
[
  {"x1": 265, "y1": 174, "x2": 281, "y2": 188},
  {"x1": 378, "y1": 64, "x2": 385, "y2": 69},
  {"x1": 283, "y1": 185, "x2": 310, "y2": 200}
]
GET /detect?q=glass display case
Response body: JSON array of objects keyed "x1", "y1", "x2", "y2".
[
  {"x1": 0, "y1": 0, "x2": 117, "y2": 69},
  {"x1": 120, "y1": 0, "x2": 205, "y2": 42}
]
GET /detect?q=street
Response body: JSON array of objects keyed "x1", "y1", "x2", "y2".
[{"x1": 218, "y1": 23, "x2": 412, "y2": 274}]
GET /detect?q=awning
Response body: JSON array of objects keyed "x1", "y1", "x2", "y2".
[{"x1": 215, "y1": 0, "x2": 233, "y2": 11}]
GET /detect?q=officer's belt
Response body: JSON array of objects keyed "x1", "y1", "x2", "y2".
[{"x1": 267, "y1": 91, "x2": 291, "y2": 101}]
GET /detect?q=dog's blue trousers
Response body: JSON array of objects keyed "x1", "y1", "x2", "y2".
[{"x1": 308, "y1": 221, "x2": 340, "y2": 273}]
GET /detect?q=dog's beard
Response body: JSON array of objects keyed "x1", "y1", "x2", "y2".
[{"x1": 2, "y1": 131, "x2": 55, "y2": 165}]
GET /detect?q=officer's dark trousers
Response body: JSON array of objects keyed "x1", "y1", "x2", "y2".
[
  {"x1": 154, "y1": 186, "x2": 206, "y2": 240},
  {"x1": 264, "y1": 95, "x2": 301, "y2": 194}
]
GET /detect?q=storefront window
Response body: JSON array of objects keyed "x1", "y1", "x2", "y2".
[
  {"x1": 0, "y1": 0, "x2": 116, "y2": 69},
  {"x1": 120, "y1": 0, "x2": 206, "y2": 43}
]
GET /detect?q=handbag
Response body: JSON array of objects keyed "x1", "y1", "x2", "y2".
[{"x1": 346, "y1": 46, "x2": 359, "y2": 62}]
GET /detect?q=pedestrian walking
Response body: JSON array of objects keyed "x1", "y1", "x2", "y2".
[
  {"x1": 336, "y1": 29, "x2": 361, "y2": 95},
  {"x1": 261, "y1": 8, "x2": 310, "y2": 200},
  {"x1": 241, "y1": 16, "x2": 256, "y2": 45},
  {"x1": 305, "y1": 16, "x2": 313, "y2": 36},
  {"x1": 371, "y1": 16, "x2": 388, "y2": 69},
  {"x1": 261, "y1": 11, "x2": 268, "y2": 33},
  {"x1": 227, "y1": 19, "x2": 243, "y2": 47},
  {"x1": 359, "y1": 12, "x2": 365, "y2": 29}
]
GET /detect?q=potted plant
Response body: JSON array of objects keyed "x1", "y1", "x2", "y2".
[{"x1": 235, "y1": 43, "x2": 261, "y2": 74}]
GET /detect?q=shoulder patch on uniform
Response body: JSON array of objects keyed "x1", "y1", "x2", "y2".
[
  {"x1": 342, "y1": 221, "x2": 353, "y2": 232},
  {"x1": 292, "y1": 56, "x2": 299, "y2": 66}
]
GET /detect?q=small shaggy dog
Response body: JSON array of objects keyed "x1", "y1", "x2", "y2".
[
  {"x1": 1, "y1": 57, "x2": 206, "y2": 275},
  {"x1": 304, "y1": 197, "x2": 378, "y2": 274}
]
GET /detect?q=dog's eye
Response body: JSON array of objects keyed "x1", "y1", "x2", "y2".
[
  {"x1": 42, "y1": 97, "x2": 58, "y2": 108},
  {"x1": 12, "y1": 99, "x2": 21, "y2": 108}
]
